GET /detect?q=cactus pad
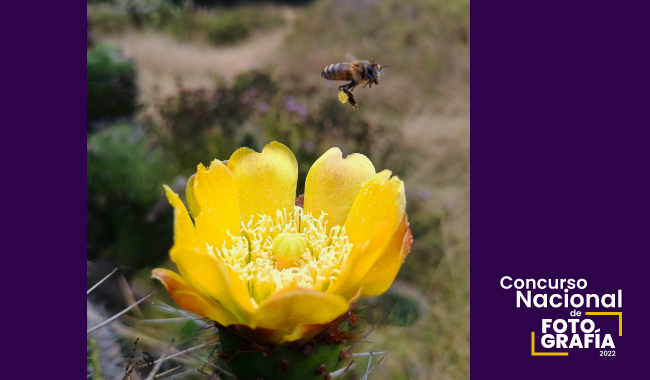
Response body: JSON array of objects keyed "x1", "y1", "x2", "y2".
[{"x1": 217, "y1": 326, "x2": 345, "y2": 380}]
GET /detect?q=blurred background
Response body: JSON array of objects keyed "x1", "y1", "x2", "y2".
[{"x1": 86, "y1": 0, "x2": 469, "y2": 378}]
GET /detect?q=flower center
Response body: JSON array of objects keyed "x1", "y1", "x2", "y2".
[
  {"x1": 206, "y1": 206, "x2": 353, "y2": 306},
  {"x1": 272, "y1": 232, "x2": 307, "y2": 270}
]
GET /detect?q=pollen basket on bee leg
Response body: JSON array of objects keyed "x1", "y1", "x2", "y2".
[{"x1": 338, "y1": 90, "x2": 349, "y2": 104}]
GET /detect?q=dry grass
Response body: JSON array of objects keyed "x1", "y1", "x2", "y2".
[{"x1": 101, "y1": 7, "x2": 298, "y2": 117}]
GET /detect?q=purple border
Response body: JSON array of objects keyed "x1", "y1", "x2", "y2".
[
  {"x1": 0, "y1": 2, "x2": 86, "y2": 375},
  {"x1": 6, "y1": 1, "x2": 648, "y2": 377},
  {"x1": 472, "y1": 1, "x2": 650, "y2": 377}
]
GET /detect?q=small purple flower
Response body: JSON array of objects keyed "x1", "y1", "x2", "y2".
[
  {"x1": 257, "y1": 102, "x2": 270, "y2": 113},
  {"x1": 285, "y1": 96, "x2": 298, "y2": 111},
  {"x1": 295, "y1": 104, "x2": 308, "y2": 117},
  {"x1": 418, "y1": 190, "x2": 433, "y2": 201},
  {"x1": 445, "y1": 198, "x2": 456, "y2": 209},
  {"x1": 285, "y1": 96, "x2": 309, "y2": 117},
  {"x1": 300, "y1": 141, "x2": 315, "y2": 153},
  {"x1": 405, "y1": 189, "x2": 433, "y2": 201}
]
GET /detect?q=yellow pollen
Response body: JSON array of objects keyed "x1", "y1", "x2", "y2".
[
  {"x1": 206, "y1": 206, "x2": 353, "y2": 305},
  {"x1": 338, "y1": 90, "x2": 349, "y2": 104}
]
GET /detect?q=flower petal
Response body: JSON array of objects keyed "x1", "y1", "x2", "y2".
[
  {"x1": 164, "y1": 185, "x2": 199, "y2": 248},
  {"x1": 232, "y1": 324, "x2": 290, "y2": 345},
  {"x1": 227, "y1": 141, "x2": 298, "y2": 223},
  {"x1": 187, "y1": 160, "x2": 241, "y2": 248},
  {"x1": 358, "y1": 214, "x2": 413, "y2": 297},
  {"x1": 250, "y1": 287, "x2": 349, "y2": 339},
  {"x1": 304, "y1": 148, "x2": 376, "y2": 229},
  {"x1": 152, "y1": 269, "x2": 239, "y2": 326},
  {"x1": 328, "y1": 170, "x2": 406, "y2": 299},
  {"x1": 185, "y1": 173, "x2": 200, "y2": 221},
  {"x1": 170, "y1": 245, "x2": 255, "y2": 321},
  {"x1": 282, "y1": 311, "x2": 350, "y2": 342}
]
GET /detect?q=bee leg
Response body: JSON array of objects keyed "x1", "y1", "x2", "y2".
[
  {"x1": 338, "y1": 81, "x2": 357, "y2": 92},
  {"x1": 344, "y1": 89, "x2": 358, "y2": 111},
  {"x1": 337, "y1": 81, "x2": 359, "y2": 110}
]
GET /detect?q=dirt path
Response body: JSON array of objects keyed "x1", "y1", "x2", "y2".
[{"x1": 104, "y1": 10, "x2": 297, "y2": 115}]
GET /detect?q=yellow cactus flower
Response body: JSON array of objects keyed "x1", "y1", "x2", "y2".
[{"x1": 153, "y1": 141, "x2": 412, "y2": 343}]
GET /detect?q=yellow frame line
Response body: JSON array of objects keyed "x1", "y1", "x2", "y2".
[
  {"x1": 585, "y1": 312, "x2": 622, "y2": 336},
  {"x1": 531, "y1": 331, "x2": 569, "y2": 356}
]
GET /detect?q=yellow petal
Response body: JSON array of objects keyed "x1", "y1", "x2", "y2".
[
  {"x1": 250, "y1": 287, "x2": 349, "y2": 339},
  {"x1": 358, "y1": 214, "x2": 413, "y2": 297},
  {"x1": 170, "y1": 245, "x2": 254, "y2": 321},
  {"x1": 227, "y1": 141, "x2": 298, "y2": 224},
  {"x1": 164, "y1": 185, "x2": 199, "y2": 248},
  {"x1": 185, "y1": 173, "x2": 200, "y2": 221},
  {"x1": 304, "y1": 148, "x2": 376, "y2": 229},
  {"x1": 282, "y1": 312, "x2": 350, "y2": 342},
  {"x1": 152, "y1": 268, "x2": 239, "y2": 326},
  {"x1": 188, "y1": 160, "x2": 241, "y2": 248},
  {"x1": 329, "y1": 170, "x2": 406, "y2": 298},
  {"x1": 232, "y1": 324, "x2": 290, "y2": 345}
]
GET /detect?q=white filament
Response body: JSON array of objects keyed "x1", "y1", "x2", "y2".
[{"x1": 206, "y1": 206, "x2": 352, "y2": 304}]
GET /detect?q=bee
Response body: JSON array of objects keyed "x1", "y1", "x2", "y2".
[{"x1": 321, "y1": 54, "x2": 389, "y2": 110}]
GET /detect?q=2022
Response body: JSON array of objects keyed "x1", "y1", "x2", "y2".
[{"x1": 600, "y1": 351, "x2": 615, "y2": 356}]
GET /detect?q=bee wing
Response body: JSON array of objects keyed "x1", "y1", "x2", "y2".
[{"x1": 345, "y1": 52, "x2": 357, "y2": 61}]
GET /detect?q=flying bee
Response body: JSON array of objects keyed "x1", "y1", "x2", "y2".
[
  {"x1": 321, "y1": 54, "x2": 389, "y2": 110},
  {"x1": 320, "y1": 60, "x2": 386, "y2": 91}
]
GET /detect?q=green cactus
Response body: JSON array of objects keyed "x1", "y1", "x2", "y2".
[{"x1": 217, "y1": 323, "x2": 351, "y2": 380}]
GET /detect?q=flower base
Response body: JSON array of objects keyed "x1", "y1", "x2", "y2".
[{"x1": 217, "y1": 324, "x2": 347, "y2": 380}]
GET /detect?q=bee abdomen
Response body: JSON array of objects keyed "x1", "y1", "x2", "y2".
[{"x1": 321, "y1": 63, "x2": 350, "y2": 81}]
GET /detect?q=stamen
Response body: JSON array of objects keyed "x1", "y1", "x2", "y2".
[{"x1": 206, "y1": 206, "x2": 353, "y2": 305}]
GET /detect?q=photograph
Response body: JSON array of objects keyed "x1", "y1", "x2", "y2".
[{"x1": 86, "y1": 0, "x2": 470, "y2": 379}]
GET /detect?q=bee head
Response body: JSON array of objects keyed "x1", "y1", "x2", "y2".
[{"x1": 368, "y1": 62, "x2": 388, "y2": 84}]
